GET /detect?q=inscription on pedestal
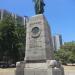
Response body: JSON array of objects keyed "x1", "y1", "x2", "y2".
[{"x1": 25, "y1": 14, "x2": 54, "y2": 61}]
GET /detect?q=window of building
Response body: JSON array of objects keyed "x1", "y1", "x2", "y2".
[
  {"x1": 16, "y1": 16, "x2": 23, "y2": 26},
  {"x1": 0, "y1": 11, "x2": 1, "y2": 20},
  {"x1": 3, "y1": 10, "x2": 11, "y2": 19}
]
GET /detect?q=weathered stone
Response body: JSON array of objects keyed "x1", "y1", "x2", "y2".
[
  {"x1": 15, "y1": 14, "x2": 64, "y2": 75},
  {"x1": 25, "y1": 14, "x2": 54, "y2": 61}
]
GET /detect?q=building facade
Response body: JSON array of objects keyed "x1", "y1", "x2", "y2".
[
  {"x1": 53, "y1": 34, "x2": 62, "y2": 51},
  {"x1": 0, "y1": 9, "x2": 29, "y2": 27}
]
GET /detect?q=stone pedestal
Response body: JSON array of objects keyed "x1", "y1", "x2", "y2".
[
  {"x1": 25, "y1": 14, "x2": 54, "y2": 61},
  {"x1": 15, "y1": 14, "x2": 64, "y2": 75}
]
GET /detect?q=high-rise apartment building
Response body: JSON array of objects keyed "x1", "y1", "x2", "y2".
[
  {"x1": 0, "y1": 9, "x2": 29, "y2": 27},
  {"x1": 53, "y1": 34, "x2": 62, "y2": 51},
  {"x1": 0, "y1": 9, "x2": 12, "y2": 20}
]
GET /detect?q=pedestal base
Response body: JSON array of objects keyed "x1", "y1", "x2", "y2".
[
  {"x1": 15, "y1": 60, "x2": 64, "y2": 75},
  {"x1": 24, "y1": 68, "x2": 61, "y2": 75}
]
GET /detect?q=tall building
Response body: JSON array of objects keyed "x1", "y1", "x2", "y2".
[
  {"x1": 0, "y1": 9, "x2": 29, "y2": 27},
  {"x1": 0, "y1": 9, "x2": 12, "y2": 20},
  {"x1": 53, "y1": 34, "x2": 62, "y2": 51}
]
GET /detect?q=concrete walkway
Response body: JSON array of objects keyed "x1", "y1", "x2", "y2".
[
  {"x1": 64, "y1": 66, "x2": 75, "y2": 75},
  {"x1": 65, "y1": 70, "x2": 75, "y2": 75},
  {"x1": 0, "y1": 68, "x2": 15, "y2": 75},
  {"x1": 0, "y1": 68, "x2": 75, "y2": 75}
]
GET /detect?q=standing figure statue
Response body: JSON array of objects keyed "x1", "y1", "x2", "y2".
[{"x1": 33, "y1": 0, "x2": 45, "y2": 14}]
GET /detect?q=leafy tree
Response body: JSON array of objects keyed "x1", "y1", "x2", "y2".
[
  {"x1": 54, "y1": 41, "x2": 75, "y2": 65},
  {"x1": 0, "y1": 15, "x2": 26, "y2": 64},
  {"x1": 15, "y1": 26, "x2": 26, "y2": 60}
]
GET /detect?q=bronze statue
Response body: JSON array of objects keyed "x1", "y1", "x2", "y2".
[{"x1": 33, "y1": 0, "x2": 45, "y2": 14}]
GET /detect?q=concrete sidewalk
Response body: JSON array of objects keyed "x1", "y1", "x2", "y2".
[
  {"x1": 0, "y1": 68, "x2": 15, "y2": 75},
  {"x1": 65, "y1": 70, "x2": 75, "y2": 75},
  {"x1": 0, "y1": 68, "x2": 75, "y2": 75}
]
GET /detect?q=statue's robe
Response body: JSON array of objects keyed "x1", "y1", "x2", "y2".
[{"x1": 33, "y1": 0, "x2": 45, "y2": 14}]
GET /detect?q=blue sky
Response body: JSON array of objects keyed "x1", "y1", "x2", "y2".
[{"x1": 0, "y1": 0, "x2": 75, "y2": 42}]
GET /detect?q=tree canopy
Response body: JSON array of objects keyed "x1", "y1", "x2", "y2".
[
  {"x1": 54, "y1": 41, "x2": 75, "y2": 65},
  {"x1": 0, "y1": 15, "x2": 25, "y2": 64}
]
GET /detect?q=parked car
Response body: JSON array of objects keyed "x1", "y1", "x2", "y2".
[
  {"x1": 0, "y1": 62, "x2": 9, "y2": 68},
  {"x1": 9, "y1": 64, "x2": 16, "y2": 68}
]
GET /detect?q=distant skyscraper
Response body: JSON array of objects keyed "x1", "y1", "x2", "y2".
[
  {"x1": 53, "y1": 34, "x2": 62, "y2": 51},
  {"x1": 0, "y1": 9, "x2": 11, "y2": 20},
  {"x1": 0, "y1": 9, "x2": 29, "y2": 27},
  {"x1": 0, "y1": 10, "x2": 1, "y2": 20}
]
